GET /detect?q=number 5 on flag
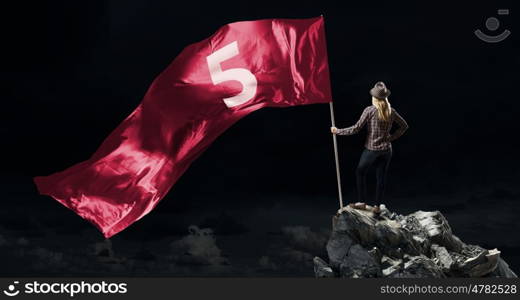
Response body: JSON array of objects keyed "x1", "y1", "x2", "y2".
[{"x1": 206, "y1": 41, "x2": 258, "y2": 108}]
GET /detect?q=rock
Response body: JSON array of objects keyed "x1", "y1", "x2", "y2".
[
  {"x1": 368, "y1": 247, "x2": 382, "y2": 264},
  {"x1": 337, "y1": 208, "x2": 377, "y2": 245},
  {"x1": 382, "y1": 264, "x2": 401, "y2": 277},
  {"x1": 381, "y1": 255, "x2": 404, "y2": 277},
  {"x1": 399, "y1": 215, "x2": 431, "y2": 255},
  {"x1": 479, "y1": 249, "x2": 501, "y2": 276},
  {"x1": 451, "y1": 245, "x2": 500, "y2": 277},
  {"x1": 381, "y1": 255, "x2": 402, "y2": 268},
  {"x1": 313, "y1": 257, "x2": 335, "y2": 278},
  {"x1": 407, "y1": 211, "x2": 463, "y2": 252},
  {"x1": 386, "y1": 247, "x2": 404, "y2": 260},
  {"x1": 397, "y1": 255, "x2": 446, "y2": 278},
  {"x1": 431, "y1": 244, "x2": 454, "y2": 272},
  {"x1": 326, "y1": 231, "x2": 354, "y2": 268},
  {"x1": 374, "y1": 220, "x2": 403, "y2": 248},
  {"x1": 314, "y1": 205, "x2": 517, "y2": 278},
  {"x1": 340, "y1": 244, "x2": 381, "y2": 278},
  {"x1": 486, "y1": 257, "x2": 518, "y2": 278}
]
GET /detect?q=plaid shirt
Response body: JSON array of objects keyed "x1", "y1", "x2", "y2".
[{"x1": 337, "y1": 106, "x2": 408, "y2": 151}]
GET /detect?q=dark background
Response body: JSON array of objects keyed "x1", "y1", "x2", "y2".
[{"x1": 1, "y1": 0, "x2": 518, "y2": 276}]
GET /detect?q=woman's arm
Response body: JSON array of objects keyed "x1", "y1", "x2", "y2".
[
  {"x1": 388, "y1": 109, "x2": 409, "y2": 141},
  {"x1": 335, "y1": 107, "x2": 371, "y2": 136}
]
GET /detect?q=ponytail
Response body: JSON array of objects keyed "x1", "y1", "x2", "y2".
[{"x1": 372, "y1": 96, "x2": 391, "y2": 121}]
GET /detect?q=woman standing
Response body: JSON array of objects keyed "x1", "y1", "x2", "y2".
[{"x1": 331, "y1": 82, "x2": 408, "y2": 213}]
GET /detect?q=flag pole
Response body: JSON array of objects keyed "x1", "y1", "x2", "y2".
[{"x1": 329, "y1": 102, "x2": 344, "y2": 209}]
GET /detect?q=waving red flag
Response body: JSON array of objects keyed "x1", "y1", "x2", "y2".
[{"x1": 34, "y1": 16, "x2": 332, "y2": 238}]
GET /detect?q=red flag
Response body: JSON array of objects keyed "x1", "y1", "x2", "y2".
[{"x1": 34, "y1": 16, "x2": 332, "y2": 238}]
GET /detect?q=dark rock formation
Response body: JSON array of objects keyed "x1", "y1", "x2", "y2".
[
  {"x1": 314, "y1": 205, "x2": 517, "y2": 278},
  {"x1": 313, "y1": 257, "x2": 334, "y2": 277}
]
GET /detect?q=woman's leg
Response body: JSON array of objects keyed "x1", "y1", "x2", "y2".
[
  {"x1": 356, "y1": 149, "x2": 377, "y2": 203},
  {"x1": 375, "y1": 149, "x2": 392, "y2": 204}
]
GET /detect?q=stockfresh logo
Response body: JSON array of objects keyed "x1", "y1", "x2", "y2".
[
  {"x1": 3, "y1": 281, "x2": 20, "y2": 297},
  {"x1": 2, "y1": 280, "x2": 128, "y2": 298}
]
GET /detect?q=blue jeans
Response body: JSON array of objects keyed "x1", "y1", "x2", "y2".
[{"x1": 356, "y1": 148, "x2": 392, "y2": 204}]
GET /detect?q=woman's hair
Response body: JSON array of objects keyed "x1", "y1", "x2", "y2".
[{"x1": 372, "y1": 96, "x2": 391, "y2": 121}]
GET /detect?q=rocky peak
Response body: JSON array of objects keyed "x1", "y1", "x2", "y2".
[{"x1": 314, "y1": 205, "x2": 517, "y2": 278}]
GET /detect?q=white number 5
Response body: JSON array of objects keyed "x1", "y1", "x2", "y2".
[{"x1": 206, "y1": 41, "x2": 258, "y2": 108}]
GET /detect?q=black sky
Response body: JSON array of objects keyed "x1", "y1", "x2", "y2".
[{"x1": 1, "y1": 0, "x2": 519, "y2": 276}]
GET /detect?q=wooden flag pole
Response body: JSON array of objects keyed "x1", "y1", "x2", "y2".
[{"x1": 329, "y1": 102, "x2": 344, "y2": 209}]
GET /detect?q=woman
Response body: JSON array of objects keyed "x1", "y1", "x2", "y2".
[{"x1": 331, "y1": 81, "x2": 408, "y2": 213}]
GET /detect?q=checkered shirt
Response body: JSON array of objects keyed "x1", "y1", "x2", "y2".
[{"x1": 337, "y1": 106, "x2": 408, "y2": 151}]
